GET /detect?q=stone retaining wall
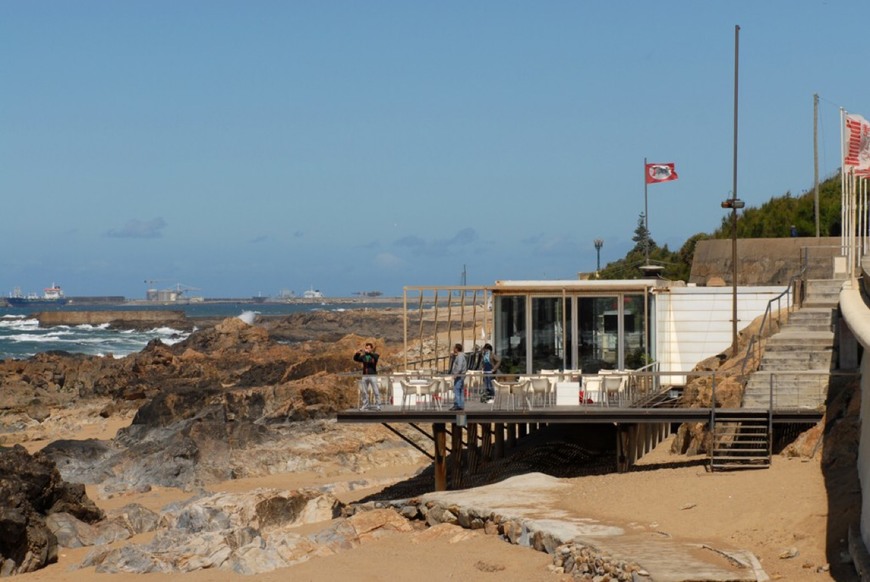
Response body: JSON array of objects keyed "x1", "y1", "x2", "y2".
[{"x1": 690, "y1": 237, "x2": 842, "y2": 286}]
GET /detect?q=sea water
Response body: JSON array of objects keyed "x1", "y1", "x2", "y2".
[{"x1": 0, "y1": 302, "x2": 396, "y2": 360}]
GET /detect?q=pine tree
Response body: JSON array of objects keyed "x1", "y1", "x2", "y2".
[{"x1": 631, "y1": 213, "x2": 656, "y2": 254}]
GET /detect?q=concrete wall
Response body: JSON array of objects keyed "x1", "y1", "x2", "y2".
[
  {"x1": 838, "y1": 281, "x2": 870, "y2": 555},
  {"x1": 691, "y1": 237, "x2": 843, "y2": 286},
  {"x1": 35, "y1": 310, "x2": 187, "y2": 327},
  {"x1": 653, "y1": 285, "x2": 786, "y2": 382}
]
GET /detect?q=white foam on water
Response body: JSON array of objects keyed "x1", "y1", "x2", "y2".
[
  {"x1": 149, "y1": 326, "x2": 187, "y2": 335},
  {"x1": 237, "y1": 310, "x2": 258, "y2": 324},
  {"x1": 0, "y1": 317, "x2": 39, "y2": 329},
  {"x1": 9, "y1": 334, "x2": 57, "y2": 343}
]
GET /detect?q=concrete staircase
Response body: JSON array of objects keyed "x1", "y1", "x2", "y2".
[{"x1": 742, "y1": 278, "x2": 844, "y2": 409}]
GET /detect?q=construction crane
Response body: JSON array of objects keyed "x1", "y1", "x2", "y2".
[{"x1": 170, "y1": 283, "x2": 201, "y2": 296}]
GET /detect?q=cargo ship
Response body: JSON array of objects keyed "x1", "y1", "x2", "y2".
[{"x1": 6, "y1": 284, "x2": 70, "y2": 307}]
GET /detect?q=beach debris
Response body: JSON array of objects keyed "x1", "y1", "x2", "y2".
[
  {"x1": 680, "y1": 502, "x2": 697, "y2": 510},
  {"x1": 474, "y1": 560, "x2": 505, "y2": 572},
  {"x1": 779, "y1": 546, "x2": 799, "y2": 559}
]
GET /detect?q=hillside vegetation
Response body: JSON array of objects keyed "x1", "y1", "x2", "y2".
[{"x1": 597, "y1": 173, "x2": 842, "y2": 281}]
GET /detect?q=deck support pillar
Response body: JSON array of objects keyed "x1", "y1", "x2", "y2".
[
  {"x1": 616, "y1": 423, "x2": 639, "y2": 473},
  {"x1": 451, "y1": 423, "x2": 463, "y2": 488},
  {"x1": 481, "y1": 423, "x2": 492, "y2": 462},
  {"x1": 507, "y1": 423, "x2": 517, "y2": 449},
  {"x1": 494, "y1": 423, "x2": 505, "y2": 458},
  {"x1": 433, "y1": 423, "x2": 447, "y2": 491},
  {"x1": 467, "y1": 422, "x2": 478, "y2": 472}
]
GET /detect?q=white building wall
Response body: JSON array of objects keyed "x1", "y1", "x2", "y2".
[{"x1": 654, "y1": 285, "x2": 786, "y2": 383}]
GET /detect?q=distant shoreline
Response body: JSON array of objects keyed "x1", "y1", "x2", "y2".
[{"x1": 2, "y1": 296, "x2": 405, "y2": 308}]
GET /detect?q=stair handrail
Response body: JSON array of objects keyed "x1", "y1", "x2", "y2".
[{"x1": 740, "y1": 265, "x2": 806, "y2": 376}]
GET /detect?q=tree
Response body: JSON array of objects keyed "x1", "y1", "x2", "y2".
[
  {"x1": 631, "y1": 213, "x2": 656, "y2": 254},
  {"x1": 596, "y1": 173, "x2": 843, "y2": 283}
]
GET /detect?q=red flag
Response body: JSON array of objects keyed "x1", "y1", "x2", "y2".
[
  {"x1": 845, "y1": 114, "x2": 870, "y2": 177},
  {"x1": 645, "y1": 163, "x2": 678, "y2": 184}
]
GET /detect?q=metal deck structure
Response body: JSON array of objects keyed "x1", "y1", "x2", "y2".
[{"x1": 337, "y1": 402, "x2": 824, "y2": 490}]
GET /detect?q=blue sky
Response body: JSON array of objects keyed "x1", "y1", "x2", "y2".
[{"x1": 2, "y1": 1, "x2": 866, "y2": 299}]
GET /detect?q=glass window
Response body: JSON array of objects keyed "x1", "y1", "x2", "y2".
[
  {"x1": 622, "y1": 294, "x2": 648, "y2": 369},
  {"x1": 494, "y1": 295, "x2": 526, "y2": 375},
  {"x1": 578, "y1": 296, "x2": 619, "y2": 373},
  {"x1": 531, "y1": 296, "x2": 571, "y2": 371}
]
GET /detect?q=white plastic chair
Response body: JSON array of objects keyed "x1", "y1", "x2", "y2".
[
  {"x1": 377, "y1": 376, "x2": 392, "y2": 406},
  {"x1": 416, "y1": 379, "x2": 441, "y2": 410},
  {"x1": 400, "y1": 379, "x2": 440, "y2": 411},
  {"x1": 581, "y1": 375, "x2": 602, "y2": 404},
  {"x1": 528, "y1": 377, "x2": 551, "y2": 408},
  {"x1": 492, "y1": 379, "x2": 516, "y2": 410},
  {"x1": 602, "y1": 374, "x2": 626, "y2": 407}
]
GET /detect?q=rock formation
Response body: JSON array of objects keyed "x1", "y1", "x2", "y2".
[{"x1": 0, "y1": 445, "x2": 103, "y2": 575}]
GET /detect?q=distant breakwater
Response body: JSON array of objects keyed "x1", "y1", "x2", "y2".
[{"x1": 35, "y1": 310, "x2": 188, "y2": 329}]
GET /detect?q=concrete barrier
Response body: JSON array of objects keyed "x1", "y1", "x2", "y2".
[{"x1": 35, "y1": 310, "x2": 187, "y2": 327}]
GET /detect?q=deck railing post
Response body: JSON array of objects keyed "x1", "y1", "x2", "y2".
[{"x1": 769, "y1": 372, "x2": 774, "y2": 410}]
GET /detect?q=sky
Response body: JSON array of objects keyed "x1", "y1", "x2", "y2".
[{"x1": 2, "y1": 1, "x2": 867, "y2": 299}]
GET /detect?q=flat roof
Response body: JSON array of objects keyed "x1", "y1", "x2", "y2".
[{"x1": 493, "y1": 279, "x2": 664, "y2": 293}]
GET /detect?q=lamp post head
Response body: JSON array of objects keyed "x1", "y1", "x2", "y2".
[{"x1": 593, "y1": 239, "x2": 604, "y2": 251}]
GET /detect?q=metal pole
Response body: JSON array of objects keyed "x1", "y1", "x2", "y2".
[
  {"x1": 731, "y1": 24, "x2": 740, "y2": 355},
  {"x1": 644, "y1": 157, "x2": 650, "y2": 266},
  {"x1": 814, "y1": 93, "x2": 820, "y2": 238}
]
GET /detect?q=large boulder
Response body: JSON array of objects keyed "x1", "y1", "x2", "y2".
[
  {"x1": 0, "y1": 445, "x2": 103, "y2": 575},
  {"x1": 670, "y1": 310, "x2": 778, "y2": 455}
]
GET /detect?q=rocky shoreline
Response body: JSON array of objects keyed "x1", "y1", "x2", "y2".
[
  {"x1": 0, "y1": 308, "x2": 403, "y2": 571},
  {"x1": 0, "y1": 308, "x2": 860, "y2": 580}
]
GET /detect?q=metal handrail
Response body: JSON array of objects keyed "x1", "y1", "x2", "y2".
[{"x1": 739, "y1": 265, "x2": 807, "y2": 376}]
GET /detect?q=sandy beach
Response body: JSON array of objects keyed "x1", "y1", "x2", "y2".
[{"x1": 12, "y1": 410, "x2": 858, "y2": 582}]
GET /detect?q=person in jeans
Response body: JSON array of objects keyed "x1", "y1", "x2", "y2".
[
  {"x1": 479, "y1": 343, "x2": 500, "y2": 403},
  {"x1": 449, "y1": 343, "x2": 467, "y2": 411},
  {"x1": 353, "y1": 342, "x2": 381, "y2": 410}
]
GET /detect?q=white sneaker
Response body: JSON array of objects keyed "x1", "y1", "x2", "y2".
[{"x1": 486, "y1": 399, "x2": 494, "y2": 404}]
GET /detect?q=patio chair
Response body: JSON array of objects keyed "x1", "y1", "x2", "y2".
[
  {"x1": 492, "y1": 379, "x2": 516, "y2": 410},
  {"x1": 528, "y1": 377, "x2": 552, "y2": 408},
  {"x1": 400, "y1": 379, "x2": 441, "y2": 411},
  {"x1": 602, "y1": 374, "x2": 626, "y2": 407},
  {"x1": 581, "y1": 375, "x2": 602, "y2": 404}
]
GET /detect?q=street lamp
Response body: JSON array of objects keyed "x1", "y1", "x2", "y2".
[{"x1": 593, "y1": 239, "x2": 604, "y2": 273}]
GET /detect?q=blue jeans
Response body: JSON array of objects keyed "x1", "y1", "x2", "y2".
[
  {"x1": 453, "y1": 376, "x2": 465, "y2": 409},
  {"x1": 483, "y1": 366, "x2": 494, "y2": 398},
  {"x1": 360, "y1": 375, "x2": 381, "y2": 408}
]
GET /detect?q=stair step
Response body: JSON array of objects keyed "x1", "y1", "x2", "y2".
[{"x1": 711, "y1": 456, "x2": 771, "y2": 463}]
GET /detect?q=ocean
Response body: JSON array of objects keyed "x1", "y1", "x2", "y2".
[{"x1": 0, "y1": 302, "x2": 396, "y2": 360}]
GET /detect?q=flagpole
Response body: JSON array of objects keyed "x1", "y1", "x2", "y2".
[
  {"x1": 730, "y1": 24, "x2": 740, "y2": 356},
  {"x1": 644, "y1": 157, "x2": 649, "y2": 266}
]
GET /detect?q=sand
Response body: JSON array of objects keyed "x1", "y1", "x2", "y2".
[{"x1": 14, "y1": 414, "x2": 859, "y2": 582}]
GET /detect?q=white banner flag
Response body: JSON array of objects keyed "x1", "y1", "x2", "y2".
[{"x1": 845, "y1": 113, "x2": 870, "y2": 176}]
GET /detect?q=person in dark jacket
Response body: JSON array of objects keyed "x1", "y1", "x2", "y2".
[
  {"x1": 449, "y1": 343, "x2": 467, "y2": 411},
  {"x1": 479, "y1": 343, "x2": 500, "y2": 403},
  {"x1": 354, "y1": 342, "x2": 381, "y2": 410}
]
